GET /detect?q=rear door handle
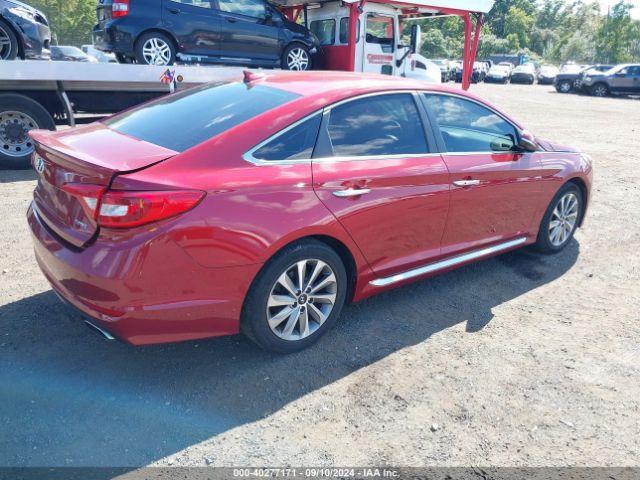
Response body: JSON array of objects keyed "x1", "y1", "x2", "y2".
[
  {"x1": 332, "y1": 188, "x2": 371, "y2": 198},
  {"x1": 452, "y1": 179, "x2": 480, "y2": 187},
  {"x1": 226, "y1": 17, "x2": 237, "y2": 23},
  {"x1": 168, "y1": 7, "x2": 180, "y2": 13}
]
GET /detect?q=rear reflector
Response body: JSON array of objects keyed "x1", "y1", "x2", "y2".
[
  {"x1": 112, "y1": 0, "x2": 130, "y2": 17},
  {"x1": 98, "y1": 190, "x2": 205, "y2": 228}
]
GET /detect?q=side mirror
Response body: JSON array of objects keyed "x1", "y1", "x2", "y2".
[
  {"x1": 517, "y1": 129, "x2": 538, "y2": 152},
  {"x1": 410, "y1": 24, "x2": 421, "y2": 54}
]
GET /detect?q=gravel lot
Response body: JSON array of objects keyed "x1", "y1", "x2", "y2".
[{"x1": 1, "y1": 83, "x2": 639, "y2": 469}]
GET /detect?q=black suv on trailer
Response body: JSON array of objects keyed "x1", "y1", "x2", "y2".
[
  {"x1": 93, "y1": 0, "x2": 319, "y2": 69},
  {"x1": 0, "y1": 0, "x2": 50, "y2": 60}
]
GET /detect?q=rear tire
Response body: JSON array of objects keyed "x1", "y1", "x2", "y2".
[
  {"x1": 0, "y1": 94, "x2": 56, "y2": 169},
  {"x1": 0, "y1": 18, "x2": 19, "y2": 60},
  {"x1": 135, "y1": 32, "x2": 176, "y2": 66},
  {"x1": 241, "y1": 240, "x2": 347, "y2": 353},
  {"x1": 534, "y1": 183, "x2": 583, "y2": 254}
]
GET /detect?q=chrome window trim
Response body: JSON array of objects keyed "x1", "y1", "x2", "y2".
[
  {"x1": 243, "y1": 90, "x2": 433, "y2": 165},
  {"x1": 370, "y1": 237, "x2": 528, "y2": 287},
  {"x1": 242, "y1": 111, "x2": 322, "y2": 166}
]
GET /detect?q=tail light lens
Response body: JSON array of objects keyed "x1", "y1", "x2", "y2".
[
  {"x1": 61, "y1": 183, "x2": 205, "y2": 229},
  {"x1": 98, "y1": 190, "x2": 205, "y2": 228},
  {"x1": 112, "y1": 0, "x2": 129, "y2": 18}
]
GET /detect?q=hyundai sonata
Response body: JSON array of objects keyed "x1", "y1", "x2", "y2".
[{"x1": 28, "y1": 71, "x2": 592, "y2": 353}]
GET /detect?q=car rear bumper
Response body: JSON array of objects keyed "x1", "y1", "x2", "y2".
[
  {"x1": 511, "y1": 74, "x2": 534, "y2": 83},
  {"x1": 28, "y1": 203, "x2": 260, "y2": 345},
  {"x1": 92, "y1": 21, "x2": 136, "y2": 56}
]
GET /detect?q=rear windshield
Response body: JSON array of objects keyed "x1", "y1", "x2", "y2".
[{"x1": 105, "y1": 82, "x2": 300, "y2": 152}]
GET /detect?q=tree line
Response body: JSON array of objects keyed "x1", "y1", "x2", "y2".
[
  {"x1": 27, "y1": 0, "x2": 640, "y2": 64},
  {"x1": 417, "y1": 0, "x2": 640, "y2": 64}
]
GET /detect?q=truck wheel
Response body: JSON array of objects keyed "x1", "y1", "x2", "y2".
[
  {"x1": 282, "y1": 44, "x2": 311, "y2": 71},
  {"x1": 0, "y1": 19, "x2": 19, "y2": 60},
  {"x1": 135, "y1": 32, "x2": 176, "y2": 66},
  {"x1": 0, "y1": 95, "x2": 55, "y2": 169}
]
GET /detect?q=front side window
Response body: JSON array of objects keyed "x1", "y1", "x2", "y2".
[
  {"x1": 365, "y1": 15, "x2": 394, "y2": 53},
  {"x1": 105, "y1": 83, "x2": 300, "y2": 152},
  {"x1": 424, "y1": 94, "x2": 518, "y2": 153},
  {"x1": 252, "y1": 114, "x2": 322, "y2": 161},
  {"x1": 310, "y1": 19, "x2": 336, "y2": 46},
  {"x1": 327, "y1": 94, "x2": 428, "y2": 157},
  {"x1": 217, "y1": 0, "x2": 266, "y2": 18}
]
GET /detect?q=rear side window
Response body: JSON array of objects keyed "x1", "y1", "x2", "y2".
[
  {"x1": 326, "y1": 94, "x2": 428, "y2": 157},
  {"x1": 170, "y1": 0, "x2": 214, "y2": 8},
  {"x1": 310, "y1": 19, "x2": 336, "y2": 46},
  {"x1": 105, "y1": 83, "x2": 300, "y2": 152},
  {"x1": 251, "y1": 114, "x2": 322, "y2": 161},
  {"x1": 423, "y1": 94, "x2": 517, "y2": 153}
]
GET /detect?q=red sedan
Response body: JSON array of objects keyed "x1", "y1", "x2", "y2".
[{"x1": 27, "y1": 71, "x2": 592, "y2": 353}]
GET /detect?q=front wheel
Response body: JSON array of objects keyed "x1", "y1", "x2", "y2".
[
  {"x1": 556, "y1": 80, "x2": 572, "y2": 93},
  {"x1": 241, "y1": 240, "x2": 347, "y2": 353},
  {"x1": 534, "y1": 183, "x2": 583, "y2": 254},
  {"x1": 591, "y1": 83, "x2": 609, "y2": 97},
  {"x1": 282, "y1": 44, "x2": 311, "y2": 71}
]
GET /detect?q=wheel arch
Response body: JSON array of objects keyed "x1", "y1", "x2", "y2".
[
  {"x1": 0, "y1": 15, "x2": 24, "y2": 59},
  {"x1": 135, "y1": 28, "x2": 180, "y2": 53},
  {"x1": 566, "y1": 177, "x2": 589, "y2": 227}
]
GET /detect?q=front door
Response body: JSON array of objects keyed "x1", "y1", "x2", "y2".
[
  {"x1": 312, "y1": 92, "x2": 450, "y2": 277},
  {"x1": 421, "y1": 93, "x2": 544, "y2": 257},
  {"x1": 162, "y1": 0, "x2": 221, "y2": 58},
  {"x1": 215, "y1": 0, "x2": 281, "y2": 64},
  {"x1": 361, "y1": 13, "x2": 397, "y2": 75}
]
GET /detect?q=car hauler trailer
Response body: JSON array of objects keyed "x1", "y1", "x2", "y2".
[
  {"x1": 277, "y1": 0, "x2": 493, "y2": 90},
  {"x1": 0, "y1": 61, "x2": 243, "y2": 168}
]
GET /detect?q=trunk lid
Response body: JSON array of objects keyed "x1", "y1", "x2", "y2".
[{"x1": 30, "y1": 123, "x2": 178, "y2": 247}]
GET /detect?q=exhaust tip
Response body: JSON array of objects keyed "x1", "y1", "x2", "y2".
[{"x1": 84, "y1": 320, "x2": 116, "y2": 341}]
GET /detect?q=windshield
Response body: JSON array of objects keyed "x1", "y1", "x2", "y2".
[{"x1": 105, "y1": 82, "x2": 300, "y2": 152}]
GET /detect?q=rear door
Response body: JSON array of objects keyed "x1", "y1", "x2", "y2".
[
  {"x1": 421, "y1": 93, "x2": 544, "y2": 257},
  {"x1": 162, "y1": 0, "x2": 222, "y2": 58},
  {"x1": 312, "y1": 92, "x2": 450, "y2": 277},
  {"x1": 214, "y1": 0, "x2": 281, "y2": 63}
]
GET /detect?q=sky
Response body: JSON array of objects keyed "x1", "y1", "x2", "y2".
[{"x1": 575, "y1": 0, "x2": 640, "y2": 19}]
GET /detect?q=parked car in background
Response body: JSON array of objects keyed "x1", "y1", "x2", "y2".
[
  {"x1": 485, "y1": 64, "x2": 511, "y2": 84},
  {"x1": 554, "y1": 64, "x2": 612, "y2": 93},
  {"x1": 431, "y1": 59, "x2": 451, "y2": 82},
  {"x1": 510, "y1": 63, "x2": 536, "y2": 84},
  {"x1": 0, "y1": 0, "x2": 50, "y2": 60},
  {"x1": 537, "y1": 65, "x2": 558, "y2": 85},
  {"x1": 582, "y1": 64, "x2": 640, "y2": 97},
  {"x1": 51, "y1": 45, "x2": 98, "y2": 63},
  {"x1": 454, "y1": 61, "x2": 486, "y2": 83},
  {"x1": 93, "y1": 0, "x2": 319, "y2": 69},
  {"x1": 82, "y1": 44, "x2": 117, "y2": 63},
  {"x1": 27, "y1": 72, "x2": 592, "y2": 353},
  {"x1": 498, "y1": 61, "x2": 514, "y2": 72}
]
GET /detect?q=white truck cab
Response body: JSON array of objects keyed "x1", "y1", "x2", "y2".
[{"x1": 306, "y1": 1, "x2": 440, "y2": 83}]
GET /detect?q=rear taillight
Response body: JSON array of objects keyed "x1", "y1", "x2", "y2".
[
  {"x1": 62, "y1": 183, "x2": 204, "y2": 229},
  {"x1": 112, "y1": 0, "x2": 129, "y2": 18},
  {"x1": 98, "y1": 190, "x2": 204, "y2": 228}
]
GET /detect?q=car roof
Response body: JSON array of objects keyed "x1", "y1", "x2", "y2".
[{"x1": 247, "y1": 70, "x2": 470, "y2": 102}]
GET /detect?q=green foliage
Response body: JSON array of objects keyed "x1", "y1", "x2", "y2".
[
  {"x1": 416, "y1": 0, "x2": 640, "y2": 63},
  {"x1": 29, "y1": 0, "x2": 98, "y2": 46}
]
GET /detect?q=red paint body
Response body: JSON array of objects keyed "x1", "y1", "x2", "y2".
[{"x1": 27, "y1": 72, "x2": 593, "y2": 345}]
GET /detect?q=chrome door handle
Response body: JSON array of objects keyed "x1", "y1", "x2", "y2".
[
  {"x1": 452, "y1": 179, "x2": 480, "y2": 187},
  {"x1": 332, "y1": 188, "x2": 371, "y2": 198}
]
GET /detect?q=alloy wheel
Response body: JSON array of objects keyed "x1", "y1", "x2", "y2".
[
  {"x1": 0, "y1": 111, "x2": 37, "y2": 158},
  {"x1": 141, "y1": 38, "x2": 172, "y2": 65},
  {"x1": 593, "y1": 85, "x2": 608, "y2": 97},
  {"x1": 559, "y1": 81, "x2": 571, "y2": 93},
  {"x1": 548, "y1": 192, "x2": 579, "y2": 247},
  {"x1": 0, "y1": 24, "x2": 12, "y2": 60},
  {"x1": 266, "y1": 259, "x2": 337, "y2": 341},
  {"x1": 286, "y1": 48, "x2": 310, "y2": 71}
]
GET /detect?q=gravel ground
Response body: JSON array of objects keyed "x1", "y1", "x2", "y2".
[{"x1": 0, "y1": 83, "x2": 639, "y2": 469}]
